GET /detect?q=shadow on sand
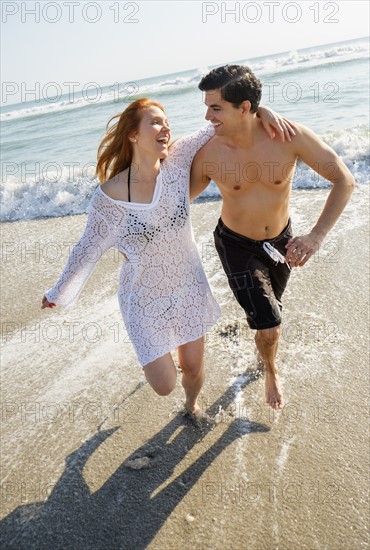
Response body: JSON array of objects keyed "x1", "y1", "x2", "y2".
[{"x1": 1, "y1": 372, "x2": 269, "y2": 549}]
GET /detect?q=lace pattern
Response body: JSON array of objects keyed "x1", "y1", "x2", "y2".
[{"x1": 45, "y1": 124, "x2": 220, "y2": 365}]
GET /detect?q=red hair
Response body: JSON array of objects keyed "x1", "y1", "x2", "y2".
[{"x1": 96, "y1": 98, "x2": 166, "y2": 183}]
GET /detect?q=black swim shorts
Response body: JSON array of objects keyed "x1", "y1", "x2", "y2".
[{"x1": 213, "y1": 218, "x2": 293, "y2": 330}]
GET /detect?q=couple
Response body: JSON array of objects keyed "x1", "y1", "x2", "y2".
[{"x1": 42, "y1": 65, "x2": 354, "y2": 419}]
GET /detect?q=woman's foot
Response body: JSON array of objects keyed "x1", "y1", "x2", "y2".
[{"x1": 183, "y1": 404, "x2": 215, "y2": 427}]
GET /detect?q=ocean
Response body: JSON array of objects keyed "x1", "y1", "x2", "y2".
[{"x1": 1, "y1": 36, "x2": 369, "y2": 222}]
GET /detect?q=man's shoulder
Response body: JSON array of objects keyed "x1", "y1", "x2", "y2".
[
  {"x1": 194, "y1": 134, "x2": 220, "y2": 161},
  {"x1": 287, "y1": 122, "x2": 341, "y2": 167},
  {"x1": 288, "y1": 122, "x2": 328, "y2": 155},
  {"x1": 289, "y1": 122, "x2": 325, "y2": 144}
]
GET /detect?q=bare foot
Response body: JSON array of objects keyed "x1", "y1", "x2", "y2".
[
  {"x1": 183, "y1": 404, "x2": 215, "y2": 428},
  {"x1": 265, "y1": 372, "x2": 284, "y2": 410}
]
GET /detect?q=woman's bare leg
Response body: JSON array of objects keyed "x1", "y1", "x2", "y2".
[
  {"x1": 143, "y1": 353, "x2": 177, "y2": 396},
  {"x1": 177, "y1": 337, "x2": 205, "y2": 415}
]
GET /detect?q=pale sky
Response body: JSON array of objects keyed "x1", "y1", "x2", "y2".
[{"x1": 1, "y1": 0, "x2": 369, "y2": 105}]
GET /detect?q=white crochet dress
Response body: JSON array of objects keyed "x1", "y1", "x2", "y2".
[{"x1": 45, "y1": 124, "x2": 220, "y2": 366}]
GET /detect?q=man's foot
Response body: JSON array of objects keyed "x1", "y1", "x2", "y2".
[{"x1": 265, "y1": 372, "x2": 284, "y2": 410}]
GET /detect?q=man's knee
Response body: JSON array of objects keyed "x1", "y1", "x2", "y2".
[{"x1": 256, "y1": 326, "x2": 281, "y2": 346}]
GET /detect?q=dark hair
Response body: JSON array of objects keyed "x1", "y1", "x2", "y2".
[{"x1": 198, "y1": 65, "x2": 262, "y2": 112}]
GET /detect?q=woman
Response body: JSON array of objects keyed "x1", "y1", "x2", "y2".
[{"x1": 42, "y1": 98, "x2": 293, "y2": 423}]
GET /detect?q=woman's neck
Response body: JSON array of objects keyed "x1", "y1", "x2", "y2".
[{"x1": 131, "y1": 155, "x2": 161, "y2": 184}]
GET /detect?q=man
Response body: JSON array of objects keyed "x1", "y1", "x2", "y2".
[{"x1": 190, "y1": 65, "x2": 354, "y2": 411}]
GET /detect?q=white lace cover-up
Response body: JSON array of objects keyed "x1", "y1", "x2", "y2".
[{"x1": 45, "y1": 124, "x2": 221, "y2": 366}]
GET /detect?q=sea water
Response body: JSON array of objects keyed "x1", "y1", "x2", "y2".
[{"x1": 1, "y1": 36, "x2": 369, "y2": 222}]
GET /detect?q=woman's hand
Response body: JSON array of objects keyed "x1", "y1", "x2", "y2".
[
  {"x1": 257, "y1": 105, "x2": 296, "y2": 142},
  {"x1": 41, "y1": 296, "x2": 56, "y2": 309}
]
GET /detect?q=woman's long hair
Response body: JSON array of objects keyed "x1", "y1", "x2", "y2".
[{"x1": 96, "y1": 98, "x2": 166, "y2": 183}]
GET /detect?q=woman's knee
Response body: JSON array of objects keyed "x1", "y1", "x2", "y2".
[
  {"x1": 180, "y1": 359, "x2": 203, "y2": 379},
  {"x1": 143, "y1": 356, "x2": 177, "y2": 396},
  {"x1": 178, "y1": 338, "x2": 204, "y2": 377},
  {"x1": 151, "y1": 373, "x2": 176, "y2": 397},
  {"x1": 151, "y1": 381, "x2": 176, "y2": 396},
  {"x1": 145, "y1": 374, "x2": 176, "y2": 396}
]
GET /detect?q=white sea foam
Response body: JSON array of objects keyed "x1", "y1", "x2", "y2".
[
  {"x1": 0, "y1": 294, "x2": 142, "y2": 473},
  {"x1": 0, "y1": 69, "x2": 210, "y2": 123},
  {"x1": 0, "y1": 166, "x2": 98, "y2": 221},
  {"x1": 245, "y1": 42, "x2": 369, "y2": 76},
  {"x1": 276, "y1": 438, "x2": 295, "y2": 473},
  {"x1": 1, "y1": 125, "x2": 367, "y2": 222},
  {"x1": 1, "y1": 295, "x2": 139, "y2": 404},
  {"x1": 1, "y1": 94, "x2": 91, "y2": 122}
]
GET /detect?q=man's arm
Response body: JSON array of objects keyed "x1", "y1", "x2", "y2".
[
  {"x1": 285, "y1": 124, "x2": 355, "y2": 267},
  {"x1": 190, "y1": 147, "x2": 211, "y2": 202}
]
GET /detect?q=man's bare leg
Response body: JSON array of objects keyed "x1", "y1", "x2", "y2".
[
  {"x1": 178, "y1": 337, "x2": 209, "y2": 422},
  {"x1": 254, "y1": 348, "x2": 265, "y2": 372},
  {"x1": 255, "y1": 326, "x2": 284, "y2": 410}
]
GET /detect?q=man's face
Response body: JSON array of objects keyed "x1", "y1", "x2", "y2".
[{"x1": 204, "y1": 89, "x2": 243, "y2": 136}]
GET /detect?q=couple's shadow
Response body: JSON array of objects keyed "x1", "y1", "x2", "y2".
[{"x1": 1, "y1": 372, "x2": 269, "y2": 550}]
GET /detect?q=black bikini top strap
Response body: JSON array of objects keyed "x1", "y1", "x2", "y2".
[{"x1": 127, "y1": 165, "x2": 131, "y2": 203}]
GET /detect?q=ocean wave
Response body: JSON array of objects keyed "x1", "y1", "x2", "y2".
[
  {"x1": 0, "y1": 68, "x2": 210, "y2": 124},
  {"x1": 0, "y1": 167, "x2": 98, "y2": 222},
  {"x1": 244, "y1": 42, "x2": 369, "y2": 75},
  {"x1": 0, "y1": 81, "x2": 196, "y2": 123},
  {"x1": 1, "y1": 91, "x2": 117, "y2": 123},
  {"x1": 1, "y1": 126, "x2": 368, "y2": 222},
  {"x1": 2, "y1": 40, "x2": 367, "y2": 123}
]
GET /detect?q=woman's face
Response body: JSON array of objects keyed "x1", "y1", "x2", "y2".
[{"x1": 133, "y1": 106, "x2": 171, "y2": 159}]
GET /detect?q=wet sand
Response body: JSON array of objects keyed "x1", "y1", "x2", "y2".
[{"x1": 1, "y1": 187, "x2": 369, "y2": 549}]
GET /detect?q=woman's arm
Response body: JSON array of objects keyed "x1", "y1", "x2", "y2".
[
  {"x1": 257, "y1": 105, "x2": 296, "y2": 142},
  {"x1": 168, "y1": 124, "x2": 216, "y2": 172},
  {"x1": 42, "y1": 201, "x2": 113, "y2": 309}
]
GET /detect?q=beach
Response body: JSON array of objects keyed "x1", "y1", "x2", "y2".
[
  {"x1": 1, "y1": 33, "x2": 369, "y2": 549},
  {"x1": 1, "y1": 186, "x2": 368, "y2": 549}
]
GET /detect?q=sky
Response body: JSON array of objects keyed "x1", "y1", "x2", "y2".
[{"x1": 1, "y1": 0, "x2": 369, "y2": 105}]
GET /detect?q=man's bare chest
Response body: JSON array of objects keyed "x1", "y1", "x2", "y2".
[{"x1": 207, "y1": 151, "x2": 296, "y2": 190}]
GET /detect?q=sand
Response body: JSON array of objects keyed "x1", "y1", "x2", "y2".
[{"x1": 0, "y1": 187, "x2": 368, "y2": 549}]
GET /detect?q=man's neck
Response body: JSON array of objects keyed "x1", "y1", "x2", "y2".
[{"x1": 219, "y1": 115, "x2": 264, "y2": 149}]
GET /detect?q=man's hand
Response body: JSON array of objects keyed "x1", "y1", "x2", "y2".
[{"x1": 285, "y1": 233, "x2": 323, "y2": 267}]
